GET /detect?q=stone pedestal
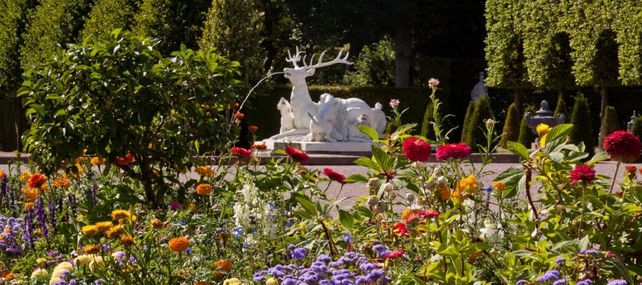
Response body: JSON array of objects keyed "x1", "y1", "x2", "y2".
[{"x1": 262, "y1": 139, "x2": 373, "y2": 154}]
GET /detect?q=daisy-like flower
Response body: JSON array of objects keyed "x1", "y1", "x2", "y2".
[{"x1": 168, "y1": 237, "x2": 190, "y2": 252}]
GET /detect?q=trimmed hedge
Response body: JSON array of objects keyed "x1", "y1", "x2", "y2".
[
  {"x1": 460, "y1": 101, "x2": 475, "y2": 143},
  {"x1": 467, "y1": 96, "x2": 494, "y2": 150},
  {"x1": 569, "y1": 94, "x2": 595, "y2": 152},
  {"x1": 518, "y1": 104, "x2": 536, "y2": 147},
  {"x1": 598, "y1": 105, "x2": 620, "y2": 148},
  {"x1": 499, "y1": 102, "x2": 520, "y2": 148}
]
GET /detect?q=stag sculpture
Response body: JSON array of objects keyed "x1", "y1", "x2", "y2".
[{"x1": 269, "y1": 47, "x2": 386, "y2": 142}]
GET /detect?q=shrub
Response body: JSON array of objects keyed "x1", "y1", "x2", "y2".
[
  {"x1": 553, "y1": 92, "x2": 568, "y2": 117},
  {"x1": 569, "y1": 94, "x2": 595, "y2": 153},
  {"x1": 499, "y1": 102, "x2": 520, "y2": 148},
  {"x1": 631, "y1": 115, "x2": 642, "y2": 143},
  {"x1": 598, "y1": 105, "x2": 620, "y2": 148},
  {"x1": 344, "y1": 37, "x2": 395, "y2": 87},
  {"x1": 518, "y1": 104, "x2": 537, "y2": 147},
  {"x1": 460, "y1": 101, "x2": 475, "y2": 143},
  {"x1": 468, "y1": 96, "x2": 494, "y2": 150},
  {"x1": 19, "y1": 30, "x2": 241, "y2": 207},
  {"x1": 81, "y1": 0, "x2": 139, "y2": 40}
]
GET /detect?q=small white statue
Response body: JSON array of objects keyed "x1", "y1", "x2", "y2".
[
  {"x1": 471, "y1": 71, "x2": 488, "y2": 103},
  {"x1": 277, "y1": 97, "x2": 295, "y2": 133}
]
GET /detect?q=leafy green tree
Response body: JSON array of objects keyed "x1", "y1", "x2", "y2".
[
  {"x1": 499, "y1": 103, "x2": 520, "y2": 148},
  {"x1": 81, "y1": 0, "x2": 140, "y2": 40},
  {"x1": 133, "y1": 0, "x2": 210, "y2": 53},
  {"x1": 19, "y1": 30, "x2": 241, "y2": 207},
  {"x1": 569, "y1": 94, "x2": 594, "y2": 153},
  {"x1": 518, "y1": 104, "x2": 536, "y2": 147},
  {"x1": 467, "y1": 96, "x2": 494, "y2": 149},
  {"x1": 199, "y1": 0, "x2": 264, "y2": 83},
  {"x1": 20, "y1": 0, "x2": 91, "y2": 71},
  {"x1": 460, "y1": 101, "x2": 474, "y2": 143},
  {"x1": 598, "y1": 106, "x2": 620, "y2": 148},
  {"x1": 345, "y1": 37, "x2": 395, "y2": 87}
]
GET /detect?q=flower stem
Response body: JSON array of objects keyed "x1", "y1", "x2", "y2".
[{"x1": 608, "y1": 161, "x2": 621, "y2": 194}]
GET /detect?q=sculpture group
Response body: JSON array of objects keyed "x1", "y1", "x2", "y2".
[{"x1": 269, "y1": 47, "x2": 386, "y2": 143}]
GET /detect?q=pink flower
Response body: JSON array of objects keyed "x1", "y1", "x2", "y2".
[
  {"x1": 322, "y1": 168, "x2": 346, "y2": 184},
  {"x1": 230, "y1": 147, "x2": 252, "y2": 157},
  {"x1": 435, "y1": 143, "x2": 472, "y2": 160},
  {"x1": 384, "y1": 249, "x2": 404, "y2": 259},
  {"x1": 603, "y1": 131, "x2": 641, "y2": 162},
  {"x1": 428, "y1": 78, "x2": 440, "y2": 87},
  {"x1": 389, "y1": 99, "x2": 400, "y2": 110},
  {"x1": 285, "y1": 146, "x2": 309, "y2": 163},
  {"x1": 402, "y1": 137, "x2": 431, "y2": 162},
  {"x1": 570, "y1": 164, "x2": 596, "y2": 184},
  {"x1": 405, "y1": 209, "x2": 440, "y2": 223},
  {"x1": 170, "y1": 200, "x2": 181, "y2": 210}
]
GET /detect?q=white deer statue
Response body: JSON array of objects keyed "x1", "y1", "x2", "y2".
[{"x1": 269, "y1": 47, "x2": 386, "y2": 142}]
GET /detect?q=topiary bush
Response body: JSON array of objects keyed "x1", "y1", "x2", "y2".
[
  {"x1": 468, "y1": 96, "x2": 494, "y2": 150},
  {"x1": 518, "y1": 104, "x2": 537, "y2": 147},
  {"x1": 598, "y1": 105, "x2": 620, "y2": 148},
  {"x1": 460, "y1": 101, "x2": 475, "y2": 143},
  {"x1": 19, "y1": 30, "x2": 241, "y2": 207},
  {"x1": 420, "y1": 101, "x2": 434, "y2": 140},
  {"x1": 569, "y1": 94, "x2": 595, "y2": 153},
  {"x1": 630, "y1": 114, "x2": 642, "y2": 143},
  {"x1": 499, "y1": 102, "x2": 520, "y2": 148},
  {"x1": 554, "y1": 92, "x2": 568, "y2": 117}
]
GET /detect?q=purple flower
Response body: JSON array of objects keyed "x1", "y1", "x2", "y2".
[
  {"x1": 185, "y1": 248, "x2": 192, "y2": 255},
  {"x1": 482, "y1": 185, "x2": 492, "y2": 193},
  {"x1": 607, "y1": 280, "x2": 627, "y2": 285},
  {"x1": 516, "y1": 280, "x2": 528, "y2": 285},
  {"x1": 579, "y1": 249, "x2": 599, "y2": 255},
  {"x1": 553, "y1": 279, "x2": 568, "y2": 285},
  {"x1": 35, "y1": 196, "x2": 48, "y2": 238},
  {"x1": 577, "y1": 279, "x2": 594, "y2": 285},
  {"x1": 343, "y1": 234, "x2": 351, "y2": 244},
  {"x1": 535, "y1": 270, "x2": 560, "y2": 282},
  {"x1": 291, "y1": 247, "x2": 308, "y2": 260},
  {"x1": 555, "y1": 257, "x2": 566, "y2": 265},
  {"x1": 372, "y1": 244, "x2": 385, "y2": 252}
]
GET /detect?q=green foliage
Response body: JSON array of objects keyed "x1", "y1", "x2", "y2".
[
  {"x1": 19, "y1": 0, "x2": 90, "y2": 71},
  {"x1": 344, "y1": 37, "x2": 395, "y2": 87},
  {"x1": 518, "y1": 104, "x2": 536, "y2": 147},
  {"x1": 629, "y1": 115, "x2": 642, "y2": 145},
  {"x1": 0, "y1": 0, "x2": 35, "y2": 93},
  {"x1": 554, "y1": 92, "x2": 568, "y2": 117},
  {"x1": 499, "y1": 102, "x2": 520, "y2": 148},
  {"x1": 460, "y1": 101, "x2": 475, "y2": 143},
  {"x1": 18, "y1": 30, "x2": 241, "y2": 207},
  {"x1": 420, "y1": 101, "x2": 434, "y2": 140},
  {"x1": 467, "y1": 96, "x2": 494, "y2": 150},
  {"x1": 598, "y1": 105, "x2": 620, "y2": 148},
  {"x1": 486, "y1": 0, "x2": 642, "y2": 87},
  {"x1": 81, "y1": 0, "x2": 140, "y2": 40},
  {"x1": 133, "y1": 0, "x2": 210, "y2": 53},
  {"x1": 569, "y1": 94, "x2": 595, "y2": 152}
]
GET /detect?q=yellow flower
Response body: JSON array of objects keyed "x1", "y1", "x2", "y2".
[
  {"x1": 223, "y1": 278, "x2": 244, "y2": 285},
  {"x1": 36, "y1": 258, "x2": 47, "y2": 267},
  {"x1": 89, "y1": 256, "x2": 104, "y2": 272},
  {"x1": 30, "y1": 268, "x2": 48, "y2": 279},
  {"x1": 90, "y1": 157, "x2": 105, "y2": 166},
  {"x1": 82, "y1": 244, "x2": 102, "y2": 254},
  {"x1": 53, "y1": 175, "x2": 71, "y2": 189},
  {"x1": 81, "y1": 225, "x2": 99, "y2": 236},
  {"x1": 53, "y1": 261, "x2": 74, "y2": 273},
  {"x1": 196, "y1": 166, "x2": 214, "y2": 177},
  {"x1": 120, "y1": 234, "x2": 135, "y2": 246},
  {"x1": 106, "y1": 224, "x2": 125, "y2": 238},
  {"x1": 492, "y1": 181, "x2": 505, "y2": 192},
  {"x1": 20, "y1": 171, "x2": 32, "y2": 183},
  {"x1": 0, "y1": 169, "x2": 5, "y2": 180},
  {"x1": 536, "y1": 123, "x2": 550, "y2": 137},
  {"x1": 75, "y1": 255, "x2": 93, "y2": 266},
  {"x1": 401, "y1": 208, "x2": 412, "y2": 220},
  {"x1": 458, "y1": 175, "x2": 478, "y2": 193},
  {"x1": 111, "y1": 209, "x2": 132, "y2": 221},
  {"x1": 266, "y1": 277, "x2": 279, "y2": 285},
  {"x1": 94, "y1": 221, "x2": 113, "y2": 232},
  {"x1": 539, "y1": 134, "x2": 548, "y2": 147}
]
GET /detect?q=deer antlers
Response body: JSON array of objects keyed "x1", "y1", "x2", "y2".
[{"x1": 286, "y1": 47, "x2": 353, "y2": 70}]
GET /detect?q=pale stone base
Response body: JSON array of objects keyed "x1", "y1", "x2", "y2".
[{"x1": 262, "y1": 139, "x2": 373, "y2": 153}]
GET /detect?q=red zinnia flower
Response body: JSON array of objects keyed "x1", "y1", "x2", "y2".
[
  {"x1": 285, "y1": 146, "x2": 309, "y2": 163},
  {"x1": 384, "y1": 249, "x2": 404, "y2": 259},
  {"x1": 570, "y1": 164, "x2": 596, "y2": 184},
  {"x1": 322, "y1": 168, "x2": 346, "y2": 184},
  {"x1": 603, "y1": 131, "x2": 641, "y2": 162},
  {"x1": 27, "y1": 173, "x2": 47, "y2": 189},
  {"x1": 230, "y1": 147, "x2": 252, "y2": 157},
  {"x1": 392, "y1": 222, "x2": 407, "y2": 236},
  {"x1": 248, "y1": 125, "x2": 258, "y2": 132},
  {"x1": 116, "y1": 152, "x2": 134, "y2": 166},
  {"x1": 405, "y1": 209, "x2": 440, "y2": 223},
  {"x1": 435, "y1": 143, "x2": 472, "y2": 160},
  {"x1": 402, "y1": 137, "x2": 431, "y2": 162},
  {"x1": 625, "y1": 165, "x2": 637, "y2": 173}
]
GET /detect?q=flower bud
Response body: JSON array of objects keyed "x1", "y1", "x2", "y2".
[
  {"x1": 405, "y1": 193, "x2": 416, "y2": 203},
  {"x1": 368, "y1": 178, "x2": 382, "y2": 188},
  {"x1": 412, "y1": 161, "x2": 425, "y2": 170},
  {"x1": 373, "y1": 204, "x2": 386, "y2": 214},
  {"x1": 437, "y1": 176, "x2": 449, "y2": 186},
  {"x1": 366, "y1": 196, "x2": 379, "y2": 207},
  {"x1": 485, "y1": 118, "x2": 496, "y2": 130},
  {"x1": 382, "y1": 183, "x2": 394, "y2": 193}
]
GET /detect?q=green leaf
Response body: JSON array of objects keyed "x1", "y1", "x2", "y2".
[
  {"x1": 586, "y1": 150, "x2": 610, "y2": 166},
  {"x1": 507, "y1": 141, "x2": 529, "y2": 160},
  {"x1": 353, "y1": 157, "x2": 379, "y2": 170},
  {"x1": 546, "y1": 123, "x2": 573, "y2": 142},
  {"x1": 438, "y1": 245, "x2": 460, "y2": 257},
  {"x1": 344, "y1": 174, "x2": 368, "y2": 183},
  {"x1": 495, "y1": 167, "x2": 524, "y2": 199},
  {"x1": 357, "y1": 125, "x2": 378, "y2": 140},
  {"x1": 338, "y1": 209, "x2": 354, "y2": 230},
  {"x1": 292, "y1": 193, "x2": 317, "y2": 217}
]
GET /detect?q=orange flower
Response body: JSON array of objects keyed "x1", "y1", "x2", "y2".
[
  {"x1": 53, "y1": 175, "x2": 71, "y2": 189},
  {"x1": 492, "y1": 181, "x2": 505, "y2": 192},
  {"x1": 81, "y1": 225, "x2": 99, "y2": 236},
  {"x1": 195, "y1": 166, "x2": 214, "y2": 177},
  {"x1": 82, "y1": 244, "x2": 102, "y2": 254},
  {"x1": 111, "y1": 209, "x2": 133, "y2": 221},
  {"x1": 27, "y1": 173, "x2": 47, "y2": 189},
  {"x1": 248, "y1": 125, "x2": 258, "y2": 132},
  {"x1": 234, "y1": 112, "x2": 245, "y2": 119},
  {"x1": 116, "y1": 152, "x2": 134, "y2": 166},
  {"x1": 22, "y1": 187, "x2": 40, "y2": 202},
  {"x1": 401, "y1": 209, "x2": 412, "y2": 220},
  {"x1": 251, "y1": 143, "x2": 267, "y2": 150},
  {"x1": 196, "y1": 183, "x2": 212, "y2": 196},
  {"x1": 437, "y1": 187, "x2": 450, "y2": 201},
  {"x1": 90, "y1": 157, "x2": 105, "y2": 166},
  {"x1": 95, "y1": 221, "x2": 113, "y2": 232},
  {"x1": 392, "y1": 222, "x2": 407, "y2": 236},
  {"x1": 168, "y1": 237, "x2": 190, "y2": 252},
  {"x1": 120, "y1": 234, "x2": 135, "y2": 246},
  {"x1": 151, "y1": 218, "x2": 164, "y2": 229},
  {"x1": 213, "y1": 259, "x2": 233, "y2": 272},
  {"x1": 106, "y1": 224, "x2": 125, "y2": 238},
  {"x1": 0, "y1": 169, "x2": 5, "y2": 180}
]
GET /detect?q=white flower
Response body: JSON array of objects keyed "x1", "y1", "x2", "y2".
[
  {"x1": 31, "y1": 268, "x2": 48, "y2": 279},
  {"x1": 437, "y1": 176, "x2": 449, "y2": 186},
  {"x1": 479, "y1": 219, "x2": 504, "y2": 243}
]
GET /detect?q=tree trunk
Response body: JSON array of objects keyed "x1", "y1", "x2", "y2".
[
  {"x1": 393, "y1": 25, "x2": 412, "y2": 88},
  {"x1": 600, "y1": 87, "x2": 608, "y2": 120}
]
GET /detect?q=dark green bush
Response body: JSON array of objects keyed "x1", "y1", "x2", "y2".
[
  {"x1": 420, "y1": 101, "x2": 434, "y2": 140},
  {"x1": 468, "y1": 96, "x2": 494, "y2": 149},
  {"x1": 81, "y1": 0, "x2": 139, "y2": 40},
  {"x1": 518, "y1": 104, "x2": 537, "y2": 147},
  {"x1": 19, "y1": 30, "x2": 240, "y2": 207},
  {"x1": 630, "y1": 115, "x2": 642, "y2": 146},
  {"x1": 598, "y1": 105, "x2": 620, "y2": 148},
  {"x1": 460, "y1": 101, "x2": 475, "y2": 143},
  {"x1": 499, "y1": 102, "x2": 520, "y2": 148},
  {"x1": 569, "y1": 94, "x2": 595, "y2": 152},
  {"x1": 554, "y1": 93, "x2": 568, "y2": 117},
  {"x1": 344, "y1": 37, "x2": 395, "y2": 87}
]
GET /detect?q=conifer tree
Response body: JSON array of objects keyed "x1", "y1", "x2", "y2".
[
  {"x1": 81, "y1": 0, "x2": 139, "y2": 40},
  {"x1": 518, "y1": 104, "x2": 537, "y2": 147},
  {"x1": 598, "y1": 105, "x2": 620, "y2": 148},
  {"x1": 499, "y1": 102, "x2": 520, "y2": 147},
  {"x1": 569, "y1": 94, "x2": 595, "y2": 152},
  {"x1": 460, "y1": 101, "x2": 475, "y2": 143},
  {"x1": 468, "y1": 96, "x2": 494, "y2": 149},
  {"x1": 420, "y1": 101, "x2": 434, "y2": 140}
]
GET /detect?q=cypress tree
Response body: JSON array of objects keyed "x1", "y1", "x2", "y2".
[
  {"x1": 0, "y1": 0, "x2": 36, "y2": 92},
  {"x1": 499, "y1": 102, "x2": 520, "y2": 148},
  {"x1": 20, "y1": 0, "x2": 91, "y2": 70},
  {"x1": 460, "y1": 101, "x2": 474, "y2": 143},
  {"x1": 631, "y1": 115, "x2": 642, "y2": 144},
  {"x1": 554, "y1": 92, "x2": 568, "y2": 117},
  {"x1": 468, "y1": 96, "x2": 494, "y2": 149},
  {"x1": 598, "y1": 106, "x2": 620, "y2": 148},
  {"x1": 569, "y1": 94, "x2": 595, "y2": 152},
  {"x1": 81, "y1": 0, "x2": 140, "y2": 40},
  {"x1": 518, "y1": 104, "x2": 537, "y2": 147},
  {"x1": 420, "y1": 101, "x2": 434, "y2": 140}
]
